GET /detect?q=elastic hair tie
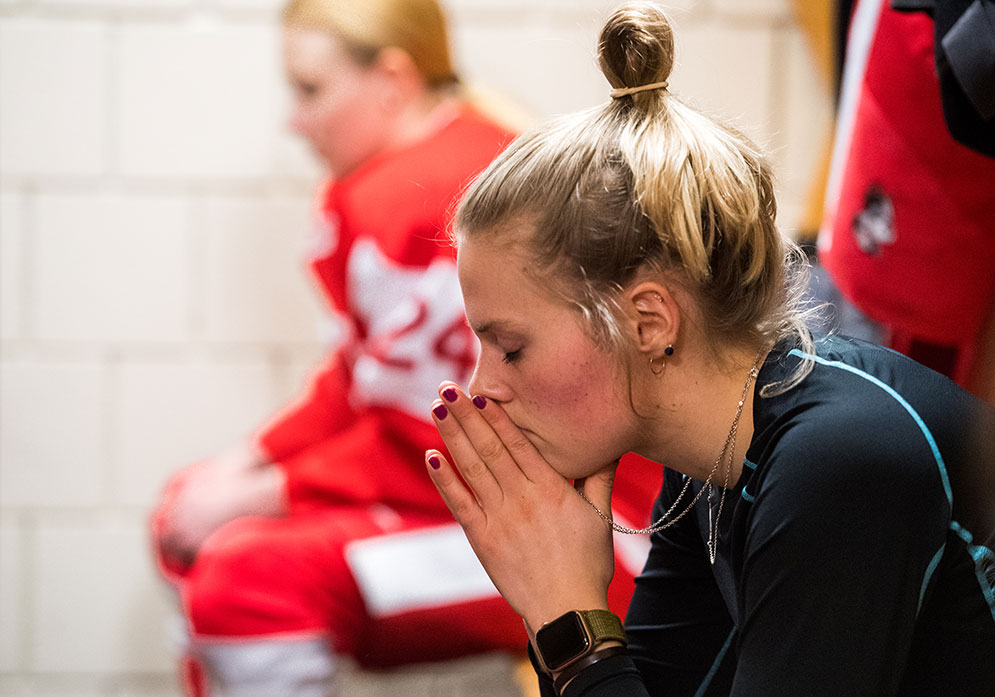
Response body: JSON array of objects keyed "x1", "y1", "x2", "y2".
[{"x1": 610, "y1": 80, "x2": 668, "y2": 98}]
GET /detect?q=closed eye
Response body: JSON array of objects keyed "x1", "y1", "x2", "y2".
[
  {"x1": 291, "y1": 81, "x2": 319, "y2": 99},
  {"x1": 502, "y1": 349, "x2": 522, "y2": 364}
]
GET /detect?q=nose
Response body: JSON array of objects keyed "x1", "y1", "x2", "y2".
[
  {"x1": 467, "y1": 362, "x2": 485, "y2": 397},
  {"x1": 467, "y1": 354, "x2": 512, "y2": 404},
  {"x1": 287, "y1": 102, "x2": 307, "y2": 136}
]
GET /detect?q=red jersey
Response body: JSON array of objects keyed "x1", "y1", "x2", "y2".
[
  {"x1": 256, "y1": 102, "x2": 661, "y2": 529},
  {"x1": 255, "y1": 104, "x2": 511, "y2": 513}
]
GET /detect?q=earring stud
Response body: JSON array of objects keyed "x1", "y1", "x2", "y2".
[{"x1": 664, "y1": 344, "x2": 674, "y2": 356}]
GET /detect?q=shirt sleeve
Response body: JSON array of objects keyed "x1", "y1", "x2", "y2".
[
  {"x1": 253, "y1": 351, "x2": 356, "y2": 464},
  {"x1": 527, "y1": 641, "x2": 647, "y2": 697}
]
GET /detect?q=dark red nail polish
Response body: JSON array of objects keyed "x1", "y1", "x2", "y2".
[
  {"x1": 429, "y1": 455, "x2": 441, "y2": 470},
  {"x1": 433, "y1": 404, "x2": 448, "y2": 419},
  {"x1": 472, "y1": 395, "x2": 486, "y2": 409},
  {"x1": 442, "y1": 387, "x2": 458, "y2": 402}
]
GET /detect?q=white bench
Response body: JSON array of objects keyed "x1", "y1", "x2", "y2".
[{"x1": 338, "y1": 653, "x2": 539, "y2": 697}]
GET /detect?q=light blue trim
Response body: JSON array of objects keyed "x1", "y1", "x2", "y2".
[
  {"x1": 918, "y1": 544, "x2": 945, "y2": 615},
  {"x1": 950, "y1": 521, "x2": 995, "y2": 623},
  {"x1": 693, "y1": 628, "x2": 736, "y2": 697},
  {"x1": 787, "y1": 350, "x2": 952, "y2": 505},
  {"x1": 788, "y1": 349, "x2": 955, "y2": 613},
  {"x1": 741, "y1": 458, "x2": 757, "y2": 502}
]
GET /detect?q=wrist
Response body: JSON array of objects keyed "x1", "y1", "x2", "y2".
[
  {"x1": 524, "y1": 597, "x2": 611, "y2": 636},
  {"x1": 218, "y1": 441, "x2": 268, "y2": 471},
  {"x1": 531, "y1": 609, "x2": 626, "y2": 677},
  {"x1": 251, "y1": 464, "x2": 289, "y2": 517}
]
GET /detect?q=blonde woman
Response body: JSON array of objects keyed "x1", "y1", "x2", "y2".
[{"x1": 427, "y1": 3, "x2": 995, "y2": 695}]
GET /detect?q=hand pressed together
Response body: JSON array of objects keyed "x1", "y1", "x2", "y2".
[{"x1": 426, "y1": 382, "x2": 618, "y2": 633}]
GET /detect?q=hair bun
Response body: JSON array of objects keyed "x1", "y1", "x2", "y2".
[{"x1": 598, "y1": 2, "x2": 675, "y2": 96}]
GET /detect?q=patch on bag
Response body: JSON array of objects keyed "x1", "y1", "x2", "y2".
[{"x1": 851, "y1": 185, "x2": 896, "y2": 256}]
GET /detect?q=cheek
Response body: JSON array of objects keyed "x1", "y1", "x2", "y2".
[
  {"x1": 320, "y1": 100, "x2": 384, "y2": 161},
  {"x1": 526, "y1": 360, "x2": 628, "y2": 478},
  {"x1": 529, "y1": 354, "x2": 620, "y2": 427},
  {"x1": 314, "y1": 102, "x2": 347, "y2": 139}
]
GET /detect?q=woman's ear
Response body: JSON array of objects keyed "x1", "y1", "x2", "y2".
[
  {"x1": 626, "y1": 282, "x2": 680, "y2": 358},
  {"x1": 373, "y1": 46, "x2": 424, "y2": 109}
]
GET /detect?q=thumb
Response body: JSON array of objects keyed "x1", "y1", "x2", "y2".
[{"x1": 575, "y1": 460, "x2": 618, "y2": 514}]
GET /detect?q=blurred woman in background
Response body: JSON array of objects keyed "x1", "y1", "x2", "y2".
[{"x1": 150, "y1": 1, "x2": 660, "y2": 695}]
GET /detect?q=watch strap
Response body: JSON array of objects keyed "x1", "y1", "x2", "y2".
[
  {"x1": 577, "y1": 609, "x2": 626, "y2": 646},
  {"x1": 534, "y1": 609, "x2": 627, "y2": 675},
  {"x1": 552, "y1": 644, "x2": 627, "y2": 695}
]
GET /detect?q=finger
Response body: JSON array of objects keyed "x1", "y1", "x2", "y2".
[
  {"x1": 468, "y1": 394, "x2": 555, "y2": 484},
  {"x1": 437, "y1": 383, "x2": 529, "y2": 494},
  {"x1": 431, "y1": 395, "x2": 505, "y2": 508},
  {"x1": 425, "y1": 449, "x2": 485, "y2": 533}
]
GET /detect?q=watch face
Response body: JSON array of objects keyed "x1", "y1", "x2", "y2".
[{"x1": 536, "y1": 612, "x2": 591, "y2": 671}]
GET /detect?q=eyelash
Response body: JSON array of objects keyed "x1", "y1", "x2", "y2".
[
  {"x1": 294, "y1": 83, "x2": 318, "y2": 98},
  {"x1": 502, "y1": 349, "x2": 521, "y2": 364}
]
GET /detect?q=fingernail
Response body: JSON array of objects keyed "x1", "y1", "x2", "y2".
[
  {"x1": 442, "y1": 387, "x2": 458, "y2": 402},
  {"x1": 428, "y1": 455, "x2": 441, "y2": 470},
  {"x1": 433, "y1": 403, "x2": 448, "y2": 420},
  {"x1": 472, "y1": 395, "x2": 486, "y2": 409}
]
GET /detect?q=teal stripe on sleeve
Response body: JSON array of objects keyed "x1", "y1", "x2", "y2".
[
  {"x1": 787, "y1": 350, "x2": 952, "y2": 505},
  {"x1": 693, "y1": 628, "x2": 736, "y2": 697},
  {"x1": 787, "y1": 349, "x2": 955, "y2": 616},
  {"x1": 950, "y1": 521, "x2": 995, "y2": 623},
  {"x1": 918, "y1": 544, "x2": 946, "y2": 615},
  {"x1": 741, "y1": 457, "x2": 758, "y2": 502}
]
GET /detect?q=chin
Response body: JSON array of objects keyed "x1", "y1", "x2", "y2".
[
  {"x1": 550, "y1": 454, "x2": 606, "y2": 482},
  {"x1": 525, "y1": 434, "x2": 607, "y2": 480}
]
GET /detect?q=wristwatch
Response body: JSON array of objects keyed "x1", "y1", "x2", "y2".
[{"x1": 534, "y1": 609, "x2": 627, "y2": 674}]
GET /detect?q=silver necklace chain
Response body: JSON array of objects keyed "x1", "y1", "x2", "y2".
[{"x1": 577, "y1": 350, "x2": 764, "y2": 564}]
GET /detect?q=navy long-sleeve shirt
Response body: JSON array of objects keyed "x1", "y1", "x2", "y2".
[{"x1": 535, "y1": 336, "x2": 995, "y2": 696}]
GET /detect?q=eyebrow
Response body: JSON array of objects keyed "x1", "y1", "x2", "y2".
[
  {"x1": 471, "y1": 320, "x2": 523, "y2": 337},
  {"x1": 471, "y1": 320, "x2": 498, "y2": 335}
]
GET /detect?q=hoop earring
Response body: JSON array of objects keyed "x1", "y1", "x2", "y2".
[{"x1": 649, "y1": 356, "x2": 666, "y2": 376}]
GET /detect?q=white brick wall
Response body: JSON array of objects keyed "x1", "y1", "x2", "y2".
[
  {"x1": 117, "y1": 20, "x2": 288, "y2": 180},
  {"x1": 0, "y1": 516, "x2": 24, "y2": 673},
  {"x1": 0, "y1": 192, "x2": 23, "y2": 341},
  {"x1": 674, "y1": 19, "x2": 775, "y2": 144},
  {"x1": 713, "y1": 0, "x2": 792, "y2": 21},
  {"x1": 1, "y1": 360, "x2": 107, "y2": 508},
  {"x1": 0, "y1": 0, "x2": 831, "y2": 693},
  {"x1": 778, "y1": 25, "x2": 835, "y2": 233},
  {"x1": 114, "y1": 358, "x2": 277, "y2": 506},
  {"x1": 32, "y1": 518, "x2": 173, "y2": 672},
  {"x1": 32, "y1": 192, "x2": 192, "y2": 343},
  {"x1": 201, "y1": 193, "x2": 320, "y2": 343},
  {"x1": 0, "y1": 19, "x2": 109, "y2": 176}
]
